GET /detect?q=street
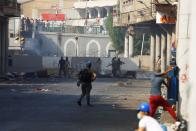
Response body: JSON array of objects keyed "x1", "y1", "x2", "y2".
[{"x1": 0, "y1": 78, "x2": 150, "y2": 131}]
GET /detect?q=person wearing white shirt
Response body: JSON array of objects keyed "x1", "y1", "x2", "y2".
[{"x1": 135, "y1": 102, "x2": 163, "y2": 131}]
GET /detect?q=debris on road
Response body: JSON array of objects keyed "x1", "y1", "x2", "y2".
[{"x1": 112, "y1": 81, "x2": 127, "y2": 87}]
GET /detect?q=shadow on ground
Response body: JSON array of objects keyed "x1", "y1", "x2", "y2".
[{"x1": 0, "y1": 84, "x2": 138, "y2": 131}]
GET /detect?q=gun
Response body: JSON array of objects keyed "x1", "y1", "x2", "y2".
[{"x1": 106, "y1": 63, "x2": 112, "y2": 67}]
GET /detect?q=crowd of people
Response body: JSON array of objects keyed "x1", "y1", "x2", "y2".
[
  {"x1": 20, "y1": 17, "x2": 107, "y2": 35},
  {"x1": 21, "y1": 17, "x2": 64, "y2": 33}
]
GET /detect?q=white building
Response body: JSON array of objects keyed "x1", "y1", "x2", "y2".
[{"x1": 64, "y1": 0, "x2": 117, "y2": 27}]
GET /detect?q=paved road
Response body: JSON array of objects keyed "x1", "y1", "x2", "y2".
[{"x1": 0, "y1": 78, "x2": 150, "y2": 131}]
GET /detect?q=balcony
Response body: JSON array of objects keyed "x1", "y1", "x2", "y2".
[
  {"x1": 65, "y1": 18, "x2": 106, "y2": 27},
  {"x1": 0, "y1": 0, "x2": 21, "y2": 17},
  {"x1": 113, "y1": 7, "x2": 155, "y2": 26}
]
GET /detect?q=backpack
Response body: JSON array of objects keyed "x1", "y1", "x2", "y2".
[{"x1": 78, "y1": 69, "x2": 92, "y2": 83}]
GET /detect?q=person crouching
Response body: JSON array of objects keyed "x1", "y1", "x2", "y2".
[{"x1": 135, "y1": 102, "x2": 163, "y2": 131}]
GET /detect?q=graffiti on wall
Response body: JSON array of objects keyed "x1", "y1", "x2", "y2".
[{"x1": 180, "y1": 64, "x2": 189, "y2": 83}]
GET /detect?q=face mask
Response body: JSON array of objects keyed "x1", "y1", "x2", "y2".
[{"x1": 137, "y1": 113, "x2": 142, "y2": 119}]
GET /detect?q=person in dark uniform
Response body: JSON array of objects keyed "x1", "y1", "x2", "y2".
[
  {"x1": 116, "y1": 58, "x2": 125, "y2": 77},
  {"x1": 77, "y1": 61, "x2": 96, "y2": 107},
  {"x1": 96, "y1": 58, "x2": 101, "y2": 76},
  {"x1": 58, "y1": 56, "x2": 66, "y2": 77},
  {"x1": 111, "y1": 57, "x2": 117, "y2": 77},
  {"x1": 64, "y1": 57, "x2": 70, "y2": 78}
]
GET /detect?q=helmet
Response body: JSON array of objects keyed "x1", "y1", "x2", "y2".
[
  {"x1": 138, "y1": 102, "x2": 150, "y2": 113},
  {"x1": 86, "y1": 60, "x2": 92, "y2": 68}
]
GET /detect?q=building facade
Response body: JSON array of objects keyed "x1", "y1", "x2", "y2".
[
  {"x1": 114, "y1": 0, "x2": 193, "y2": 124},
  {"x1": 20, "y1": 0, "x2": 76, "y2": 19},
  {"x1": 62, "y1": 0, "x2": 117, "y2": 35},
  {"x1": 114, "y1": 0, "x2": 177, "y2": 72},
  {"x1": 12, "y1": 0, "x2": 116, "y2": 58},
  {"x1": 20, "y1": 0, "x2": 117, "y2": 29}
]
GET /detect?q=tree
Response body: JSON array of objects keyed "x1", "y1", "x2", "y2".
[
  {"x1": 105, "y1": 15, "x2": 126, "y2": 53},
  {"x1": 133, "y1": 33, "x2": 150, "y2": 56},
  {"x1": 105, "y1": 14, "x2": 150, "y2": 55}
]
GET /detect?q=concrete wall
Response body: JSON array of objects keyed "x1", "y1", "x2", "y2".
[
  {"x1": 8, "y1": 56, "x2": 43, "y2": 72},
  {"x1": 8, "y1": 56, "x2": 139, "y2": 73},
  {"x1": 133, "y1": 55, "x2": 150, "y2": 70}
]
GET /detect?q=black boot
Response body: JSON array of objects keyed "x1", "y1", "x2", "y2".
[
  {"x1": 77, "y1": 94, "x2": 85, "y2": 107},
  {"x1": 77, "y1": 100, "x2": 82, "y2": 106},
  {"x1": 87, "y1": 95, "x2": 93, "y2": 107}
]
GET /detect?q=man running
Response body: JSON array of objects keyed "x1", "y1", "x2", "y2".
[{"x1": 77, "y1": 61, "x2": 96, "y2": 107}]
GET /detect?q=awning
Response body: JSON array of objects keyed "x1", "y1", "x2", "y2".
[{"x1": 41, "y1": 14, "x2": 65, "y2": 21}]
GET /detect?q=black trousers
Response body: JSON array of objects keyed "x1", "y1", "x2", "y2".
[
  {"x1": 78, "y1": 83, "x2": 92, "y2": 104},
  {"x1": 59, "y1": 68, "x2": 65, "y2": 76}
]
